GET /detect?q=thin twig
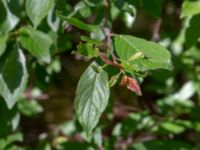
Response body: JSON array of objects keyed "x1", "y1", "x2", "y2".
[
  {"x1": 151, "y1": 19, "x2": 162, "y2": 41},
  {"x1": 104, "y1": 27, "x2": 117, "y2": 63},
  {"x1": 23, "y1": 92, "x2": 49, "y2": 100},
  {"x1": 99, "y1": 52, "x2": 123, "y2": 70},
  {"x1": 110, "y1": 33, "x2": 118, "y2": 36},
  {"x1": 103, "y1": 0, "x2": 108, "y2": 7}
]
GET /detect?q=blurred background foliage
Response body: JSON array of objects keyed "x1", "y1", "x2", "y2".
[{"x1": 0, "y1": 0, "x2": 200, "y2": 149}]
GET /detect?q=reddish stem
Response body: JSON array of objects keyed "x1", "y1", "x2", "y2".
[
  {"x1": 99, "y1": 52, "x2": 123, "y2": 70},
  {"x1": 104, "y1": 27, "x2": 117, "y2": 63}
]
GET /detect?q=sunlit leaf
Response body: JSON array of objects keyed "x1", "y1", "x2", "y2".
[
  {"x1": 26, "y1": 0, "x2": 54, "y2": 28},
  {"x1": 181, "y1": 0, "x2": 200, "y2": 18},
  {"x1": 114, "y1": 35, "x2": 172, "y2": 72}
]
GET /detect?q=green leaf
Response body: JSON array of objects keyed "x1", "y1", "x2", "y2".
[
  {"x1": 26, "y1": 0, "x2": 54, "y2": 28},
  {"x1": 160, "y1": 121, "x2": 185, "y2": 134},
  {"x1": 36, "y1": 140, "x2": 51, "y2": 150},
  {"x1": 18, "y1": 99, "x2": 43, "y2": 116},
  {"x1": 56, "y1": 13, "x2": 100, "y2": 32},
  {"x1": 110, "y1": 2, "x2": 120, "y2": 21},
  {"x1": 0, "y1": 34, "x2": 8, "y2": 56},
  {"x1": 74, "y1": 1, "x2": 92, "y2": 18},
  {"x1": 114, "y1": 35, "x2": 172, "y2": 72},
  {"x1": 131, "y1": 140, "x2": 192, "y2": 150},
  {"x1": 19, "y1": 27, "x2": 54, "y2": 63},
  {"x1": 0, "y1": 46, "x2": 28, "y2": 109},
  {"x1": 184, "y1": 46, "x2": 200, "y2": 60},
  {"x1": 185, "y1": 14, "x2": 200, "y2": 49},
  {"x1": 47, "y1": 8, "x2": 60, "y2": 32},
  {"x1": 84, "y1": 0, "x2": 103, "y2": 7},
  {"x1": 81, "y1": 36, "x2": 101, "y2": 45},
  {"x1": 76, "y1": 42, "x2": 99, "y2": 58},
  {"x1": 161, "y1": 81, "x2": 196, "y2": 108},
  {"x1": 55, "y1": 141, "x2": 92, "y2": 150},
  {"x1": 141, "y1": 0, "x2": 162, "y2": 18},
  {"x1": 93, "y1": 128, "x2": 103, "y2": 148},
  {"x1": 75, "y1": 61, "x2": 110, "y2": 134},
  {"x1": 109, "y1": 73, "x2": 121, "y2": 87},
  {"x1": 0, "y1": 132, "x2": 23, "y2": 149},
  {"x1": 181, "y1": 0, "x2": 200, "y2": 18},
  {"x1": 112, "y1": 111, "x2": 154, "y2": 137},
  {"x1": 0, "y1": 0, "x2": 19, "y2": 35},
  {"x1": 122, "y1": 4, "x2": 136, "y2": 28},
  {"x1": 0, "y1": 98, "x2": 20, "y2": 137}
]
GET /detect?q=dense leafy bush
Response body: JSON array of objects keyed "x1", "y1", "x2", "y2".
[{"x1": 0, "y1": 0, "x2": 200, "y2": 149}]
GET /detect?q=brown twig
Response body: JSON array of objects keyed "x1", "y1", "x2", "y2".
[
  {"x1": 151, "y1": 19, "x2": 162, "y2": 41},
  {"x1": 23, "y1": 91, "x2": 49, "y2": 100},
  {"x1": 106, "y1": 28, "x2": 111, "y2": 49},
  {"x1": 99, "y1": 52, "x2": 123, "y2": 70},
  {"x1": 104, "y1": 27, "x2": 117, "y2": 63},
  {"x1": 103, "y1": 0, "x2": 108, "y2": 7}
]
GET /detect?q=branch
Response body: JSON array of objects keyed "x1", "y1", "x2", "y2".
[
  {"x1": 151, "y1": 19, "x2": 162, "y2": 41},
  {"x1": 99, "y1": 52, "x2": 123, "y2": 70},
  {"x1": 104, "y1": 27, "x2": 117, "y2": 63}
]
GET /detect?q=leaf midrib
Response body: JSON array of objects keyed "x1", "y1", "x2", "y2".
[{"x1": 86, "y1": 70, "x2": 99, "y2": 132}]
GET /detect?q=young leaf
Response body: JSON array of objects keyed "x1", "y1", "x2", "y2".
[
  {"x1": 114, "y1": 35, "x2": 172, "y2": 72},
  {"x1": 0, "y1": 46, "x2": 28, "y2": 109},
  {"x1": 76, "y1": 42, "x2": 99, "y2": 58},
  {"x1": 75, "y1": 61, "x2": 109, "y2": 134},
  {"x1": 109, "y1": 73, "x2": 121, "y2": 87},
  {"x1": 19, "y1": 27, "x2": 54, "y2": 63},
  {"x1": 56, "y1": 13, "x2": 100, "y2": 32},
  {"x1": 120, "y1": 75, "x2": 142, "y2": 96},
  {"x1": 26, "y1": 0, "x2": 54, "y2": 28},
  {"x1": 81, "y1": 36, "x2": 101, "y2": 45}
]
